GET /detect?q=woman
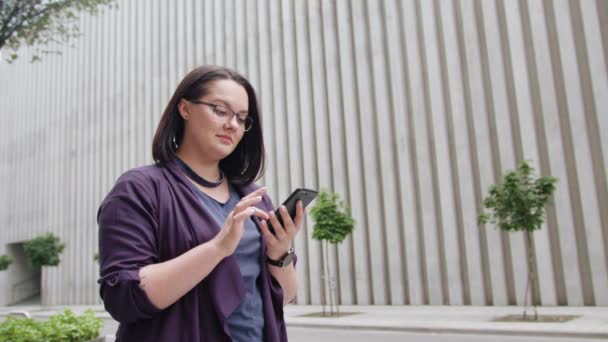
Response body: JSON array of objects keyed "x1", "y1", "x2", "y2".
[{"x1": 97, "y1": 65, "x2": 303, "y2": 341}]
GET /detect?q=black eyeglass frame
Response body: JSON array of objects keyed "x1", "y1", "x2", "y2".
[{"x1": 188, "y1": 99, "x2": 254, "y2": 132}]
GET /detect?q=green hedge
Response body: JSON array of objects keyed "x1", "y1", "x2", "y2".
[
  {"x1": 0, "y1": 254, "x2": 13, "y2": 271},
  {"x1": 23, "y1": 233, "x2": 65, "y2": 268},
  {"x1": 0, "y1": 309, "x2": 103, "y2": 342}
]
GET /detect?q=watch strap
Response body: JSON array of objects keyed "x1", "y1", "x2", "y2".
[{"x1": 266, "y1": 248, "x2": 294, "y2": 267}]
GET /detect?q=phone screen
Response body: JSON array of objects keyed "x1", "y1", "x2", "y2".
[{"x1": 267, "y1": 188, "x2": 318, "y2": 235}]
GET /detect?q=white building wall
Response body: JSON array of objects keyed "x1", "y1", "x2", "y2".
[{"x1": 0, "y1": 0, "x2": 607, "y2": 306}]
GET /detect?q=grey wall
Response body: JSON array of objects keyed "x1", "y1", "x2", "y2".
[{"x1": 0, "y1": 0, "x2": 607, "y2": 306}]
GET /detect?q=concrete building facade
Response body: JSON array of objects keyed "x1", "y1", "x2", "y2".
[{"x1": 0, "y1": 0, "x2": 607, "y2": 306}]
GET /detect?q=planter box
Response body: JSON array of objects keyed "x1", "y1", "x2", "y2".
[
  {"x1": 41, "y1": 265, "x2": 53, "y2": 306},
  {"x1": 0, "y1": 272, "x2": 7, "y2": 306}
]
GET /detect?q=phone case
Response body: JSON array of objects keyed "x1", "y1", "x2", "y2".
[{"x1": 267, "y1": 188, "x2": 318, "y2": 235}]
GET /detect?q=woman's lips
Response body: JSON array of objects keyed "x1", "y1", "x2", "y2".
[{"x1": 217, "y1": 135, "x2": 233, "y2": 144}]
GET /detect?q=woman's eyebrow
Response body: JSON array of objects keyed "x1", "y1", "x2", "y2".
[{"x1": 211, "y1": 98, "x2": 249, "y2": 114}]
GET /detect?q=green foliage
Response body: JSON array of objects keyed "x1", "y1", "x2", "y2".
[
  {"x1": 0, "y1": 0, "x2": 115, "y2": 63},
  {"x1": 44, "y1": 309, "x2": 103, "y2": 342},
  {"x1": 93, "y1": 252, "x2": 99, "y2": 263},
  {"x1": 0, "y1": 317, "x2": 45, "y2": 342},
  {"x1": 0, "y1": 309, "x2": 103, "y2": 342},
  {"x1": 0, "y1": 254, "x2": 13, "y2": 271},
  {"x1": 310, "y1": 190, "x2": 355, "y2": 244},
  {"x1": 23, "y1": 233, "x2": 65, "y2": 268},
  {"x1": 478, "y1": 160, "x2": 557, "y2": 232}
]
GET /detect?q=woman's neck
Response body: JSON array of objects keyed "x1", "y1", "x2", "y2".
[{"x1": 176, "y1": 146, "x2": 222, "y2": 182}]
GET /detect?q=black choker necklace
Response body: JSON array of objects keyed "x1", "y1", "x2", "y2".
[{"x1": 176, "y1": 158, "x2": 225, "y2": 188}]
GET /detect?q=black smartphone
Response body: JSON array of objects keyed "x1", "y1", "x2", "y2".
[{"x1": 267, "y1": 188, "x2": 318, "y2": 235}]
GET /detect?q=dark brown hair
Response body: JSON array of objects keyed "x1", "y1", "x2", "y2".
[{"x1": 152, "y1": 65, "x2": 265, "y2": 185}]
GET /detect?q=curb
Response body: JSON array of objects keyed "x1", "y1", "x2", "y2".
[{"x1": 286, "y1": 321, "x2": 608, "y2": 339}]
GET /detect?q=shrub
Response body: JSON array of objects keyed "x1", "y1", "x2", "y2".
[
  {"x1": 44, "y1": 309, "x2": 103, "y2": 342},
  {"x1": 0, "y1": 316, "x2": 45, "y2": 341},
  {"x1": 0, "y1": 254, "x2": 13, "y2": 271},
  {"x1": 23, "y1": 233, "x2": 65, "y2": 268},
  {"x1": 0, "y1": 309, "x2": 103, "y2": 342},
  {"x1": 310, "y1": 191, "x2": 355, "y2": 244}
]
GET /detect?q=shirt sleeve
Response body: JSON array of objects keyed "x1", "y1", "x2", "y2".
[{"x1": 97, "y1": 171, "x2": 163, "y2": 324}]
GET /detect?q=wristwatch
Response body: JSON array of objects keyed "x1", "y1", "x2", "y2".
[{"x1": 266, "y1": 248, "x2": 295, "y2": 268}]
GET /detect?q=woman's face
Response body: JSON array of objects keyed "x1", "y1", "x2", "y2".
[{"x1": 179, "y1": 79, "x2": 249, "y2": 162}]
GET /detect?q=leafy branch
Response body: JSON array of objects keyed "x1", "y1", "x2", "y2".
[
  {"x1": 478, "y1": 160, "x2": 557, "y2": 232},
  {"x1": 0, "y1": 0, "x2": 114, "y2": 62},
  {"x1": 310, "y1": 191, "x2": 355, "y2": 244}
]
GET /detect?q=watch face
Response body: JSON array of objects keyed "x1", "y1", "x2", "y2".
[{"x1": 282, "y1": 252, "x2": 295, "y2": 266}]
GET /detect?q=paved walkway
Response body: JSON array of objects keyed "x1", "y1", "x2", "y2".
[
  {"x1": 285, "y1": 305, "x2": 608, "y2": 339},
  {"x1": 1, "y1": 304, "x2": 607, "y2": 340}
]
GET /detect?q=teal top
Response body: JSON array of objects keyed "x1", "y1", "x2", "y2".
[{"x1": 191, "y1": 182, "x2": 265, "y2": 342}]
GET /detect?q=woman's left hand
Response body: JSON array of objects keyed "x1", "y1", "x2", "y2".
[{"x1": 260, "y1": 200, "x2": 305, "y2": 260}]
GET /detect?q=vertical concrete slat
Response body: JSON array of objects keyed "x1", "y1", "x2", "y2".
[
  {"x1": 293, "y1": 0, "x2": 323, "y2": 304},
  {"x1": 281, "y1": 0, "x2": 309, "y2": 305},
  {"x1": 502, "y1": 0, "x2": 558, "y2": 305},
  {"x1": 320, "y1": 0, "x2": 356, "y2": 305},
  {"x1": 458, "y1": 0, "x2": 502, "y2": 305},
  {"x1": 334, "y1": 0, "x2": 372, "y2": 305},
  {"x1": 553, "y1": 0, "x2": 608, "y2": 305},
  {"x1": 440, "y1": 0, "x2": 485, "y2": 305},
  {"x1": 421, "y1": 0, "x2": 465, "y2": 305},
  {"x1": 345, "y1": 0, "x2": 386, "y2": 304}
]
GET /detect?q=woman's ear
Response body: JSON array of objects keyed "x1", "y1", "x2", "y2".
[{"x1": 177, "y1": 99, "x2": 189, "y2": 120}]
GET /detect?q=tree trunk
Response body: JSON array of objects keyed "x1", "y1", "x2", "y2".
[
  {"x1": 321, "y1": 240, "x2": 327, "y2": 316},
  {"x1": 325, "y1": 241, "x2": 334, "y2": 316},
  {"x1": 523, "y1": 231, "x2": 538, "y2": 320}
]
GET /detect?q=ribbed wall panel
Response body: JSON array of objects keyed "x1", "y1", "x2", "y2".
[{"x1": 0, "y1": 0, "x2": 607, "y2": 306}]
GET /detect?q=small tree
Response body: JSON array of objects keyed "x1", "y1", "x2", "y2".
[
  {"x1": 0, "y1": 0, "x2": 114, "y2": 63},
  {"x1": 310, "y1": 190, "x2": 355, "y2": 316},
  {"x1": 478, "y1": 160, "x2": 557, "y2": 320},
  {"x1": 0, "y1": 254, "x2": 13, "y2": 271},
  {"x1": 23, "y1": 233, "x2": 65, "y2": 268}
]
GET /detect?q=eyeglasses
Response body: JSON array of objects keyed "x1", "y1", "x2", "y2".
[{"x1": 189, "y1": 100, "x2": 254, "y2": 132}]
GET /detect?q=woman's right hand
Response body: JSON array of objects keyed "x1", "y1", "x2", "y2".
[
  {"x1": 137, "y1": 186, "x2": 270, "y2": 311},
  {"x1": 212, "y1": 187, "x2": 270, "y2": 257}
]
